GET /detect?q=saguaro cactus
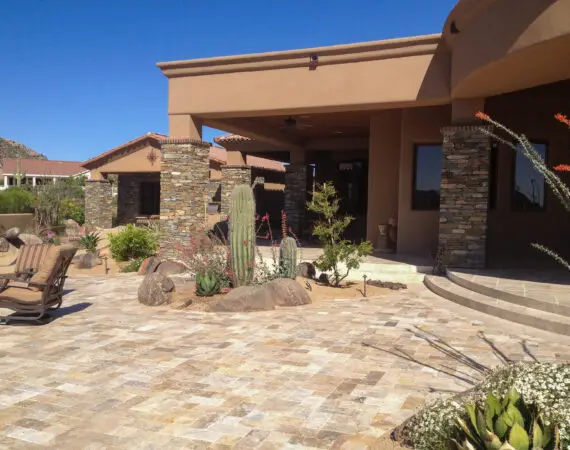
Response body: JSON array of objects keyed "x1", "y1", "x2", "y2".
[
  {"x1": 229, "y1": 184, "x2": 256, "y2": 286},
  {"x1": 279, "y1": 237, "x2": 298, "y2": 279}
]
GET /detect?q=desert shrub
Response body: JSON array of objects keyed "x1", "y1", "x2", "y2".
[
  {"x1": 403, "y1": 362, "x2": 570, "y2": 449},
  {"x1": 109, "y1": 224, "x2": 158, "y2": 261},
  {"x1": 121, "y1": 257, "x2": 145, "y2": 273},
  {"x1": 0, "y1": 187, "x2": 34, "y2": 213},
  {"x1": 78, "y1": 231, "x2": 100, "y2": 254},
  {"x1": 60, "y1": 199, "x2": 84, "y2": 225},
  {"x1": 306, "y1": 182, "x2": 373, "y2": 286},
  {"x1": 34, "y1": 177, "x2": 85, "y2": 228}
]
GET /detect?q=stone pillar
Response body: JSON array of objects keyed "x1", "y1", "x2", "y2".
[
  {"x1": 117, "y1": 175, "x2": 141, "y2": 224},
  {"x1": 85, "y1": 180, "x2": 113, "y2": 229},
  {"x1": 159, "y1": 138, "x2": 210, "y2": 258},
  {"x1": 438, "y1": 125, "x2": 491, "y2": 268},
  {"x1": 220, "y1": 165, "x2": 252, "y2": 217},
  {"x1": 284, "y1": 164, "x2": 307, "y2": 237}
]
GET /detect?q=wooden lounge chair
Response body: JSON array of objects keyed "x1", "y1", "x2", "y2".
[{"x1": 0, "y1": 245, "x2": 77, "y2": 323}]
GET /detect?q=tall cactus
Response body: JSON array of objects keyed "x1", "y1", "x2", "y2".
[
  {"x1": 279, "y1": 237, "x2": 298, "y2": 279},
  {"x1": 229, "y1": 184, "x2": 256, "y2": 287}
]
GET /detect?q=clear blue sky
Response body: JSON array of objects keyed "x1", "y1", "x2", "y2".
[{"x1": 0, "y1": 0, "x2": 456, "y2": 162}]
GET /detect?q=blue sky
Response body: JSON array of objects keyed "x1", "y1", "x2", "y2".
[{"x1": 0, "y1": 0, "x2": 457, "y2": 162}]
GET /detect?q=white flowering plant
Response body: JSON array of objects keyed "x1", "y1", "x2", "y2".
[{"x1": 402, "y1": 362, "x2": 570, "y2": 450}]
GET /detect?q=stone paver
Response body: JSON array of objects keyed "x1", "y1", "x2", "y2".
[{"x1": 0, "y1": 275, "x2": 568, "y2": 449}]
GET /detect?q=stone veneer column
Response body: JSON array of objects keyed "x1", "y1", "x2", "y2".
[
  {"x1": 117, "y1": 175, "x2": 141, "y2": 224},
  {"x1": 160, "y1": 138, "x2": 210, "y2": 258},
  {"x1": 84, "y1": 180, "x2": 113, "y2": 229},
  {"x1": 284, "y1": 164, "x2": 307, "y2": 237},
  {"x1": 220, "y1": 165, "x2": 252, "y2": 217},
  {"x1": 438, "y1": 125, "x2": 492, "y2": 268}
]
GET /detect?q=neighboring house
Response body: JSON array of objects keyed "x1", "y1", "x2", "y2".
[
  {"x1": 143, "y1": 0, "x2": 570, "y2": 268},
  {"x1": 0, "y1": 158, "x2": 88, "y2": 190},
  {"x1": 82, "y1": 132, "x2": 285, "y2": 226}
]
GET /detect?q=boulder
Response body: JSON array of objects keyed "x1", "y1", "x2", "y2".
[
  {"x1": 77, "y1": 252, "x2": 101, "y2": 269},
  {"x1": 138, "y1": 256, "x2": 161, "y2": 276},
  {"x1": 18, "y1": 234, "x2": 43, "y2": 246},
  {"x1": 65, "y1": 219, "x2": 79, "y2": 227},
  {"x1": 138, "y1": 273, "x2": 175, "y2": 306},
  {"x1": 4, "y1": 227, "x2": 20, "y2": 240},
  {"x1": 296, "y1": 262, "x2": 316, "y2": 279},
  {"x1": 156, "y1": 261, "x2": 186, "y2": 276},
  {"x1": 207, "y1": 285, "x2": 275, "y2": 312},
  {"x1": 318, "y1": 273, "x2": 330, "y2": 285},
  {"x1": 266, "y1": 278, "x2": 311, "y2": 307}
]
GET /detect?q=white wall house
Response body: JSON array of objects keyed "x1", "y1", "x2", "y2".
[{"x1": 0, "y1": 158, "x2": 89, "y2": 190}]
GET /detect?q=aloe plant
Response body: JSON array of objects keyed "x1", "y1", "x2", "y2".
[
  {"x1": 454, "y1": 388, "x2": 560, "y2": 450},
  {"x1": 195, "y1": 272, "x2": 221, "y2": 297},
  {"x1": 78, "y1": 231, "x2": 100, "y2": 254}
]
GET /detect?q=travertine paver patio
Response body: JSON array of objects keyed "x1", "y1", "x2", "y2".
[{"x1": 0, "y1": 275, "x2": 568, "y2": 449}]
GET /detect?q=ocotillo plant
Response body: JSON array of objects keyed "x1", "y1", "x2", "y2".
[
  {"x1": 279, "y1": 236, "x2": 298, "y2": 279},
  {"x1": 229, "y1": 184, "x2": 256, "y2": 286}
]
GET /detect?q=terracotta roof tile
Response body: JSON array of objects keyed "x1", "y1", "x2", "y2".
[
  {"x1": 1, "y1": 158, "x2": 86, "y2": 176},
  {"x1": 214, "y1": 134, "x2": 252, "y2": 144}
]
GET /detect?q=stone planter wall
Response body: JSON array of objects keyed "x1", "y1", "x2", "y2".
[
  {"x1": 159, "y1": 138, "x2": 210, "y2": 258},
  {"x1": 220, "y1": 165, "x2": 252, "y2": 217},
  {"x1": 85, "y1": 180, "x2": 113, "y2": 229},
  {"x1": 438, "y1": 125, "x2": 492, "y2": 268}
]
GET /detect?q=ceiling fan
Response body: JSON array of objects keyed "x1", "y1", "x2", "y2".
[{"x1": 279, "y1": 115, "x2": 314, "y2": 131}]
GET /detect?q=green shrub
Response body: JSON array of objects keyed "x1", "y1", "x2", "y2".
[
  {"x1": 78, "y1": 231, "x2": 100, "y2": 254},
  {"x1": 60, "y1": 199, "x2": 84, "y2": 225},
  {"x1": 0, "y1": 188, "x2": 34, "y2": 213},
  {"x1": 306, "y1": 182, "x2": 373, "y2": 286},
  {"x1": 121, "y1": 257, "x2": 145, "y2": 273},
  {"x1": 108, "y1": 224, "x2": 157, "y2": 261}
]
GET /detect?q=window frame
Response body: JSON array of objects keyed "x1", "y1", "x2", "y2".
[
  {"x1": 411, "y1": 143, "x2": 443, "y2": 211},
  {"x1": 510, "y1": 140, "x2": 548, "y2": 212}
]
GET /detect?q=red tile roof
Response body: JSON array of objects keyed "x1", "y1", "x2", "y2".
[
  {"x1": 214, "y1": 134, "x2": 252, "y2": 144},
  {"x1": 1, "y1": 158, "x2": 87, "y2": 176},
  {"x1": 82, "y1": 133, "x2": 284, "y2": 173}
]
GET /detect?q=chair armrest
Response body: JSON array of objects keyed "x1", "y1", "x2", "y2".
[
  {"x1": 0, "y1": 274, "x2": 21, "y2": 282},
  {"x1": 25, "y1": 280, "x2": 50, "y2": 288}
]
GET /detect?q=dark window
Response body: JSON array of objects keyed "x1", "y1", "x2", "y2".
[
  {"x1": 512, "y1": 142, "x2": 546, "y2": 211},
  {"x1": 412, "y1": 144, "x2": 443, "y2": 210},
  {"x1": 140, "y1": 182, "x2": 160, "y2": 216}
]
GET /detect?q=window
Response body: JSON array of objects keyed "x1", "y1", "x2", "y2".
[
  {"x1": 412, "y1": 144, "x2": 443, "y2": 210},
  {"x1": 140, "y1": 182, "x2": 160, "y2": 216},
  {"x1": 512, "y1": 142, "x2": 546, "y2": 211}
]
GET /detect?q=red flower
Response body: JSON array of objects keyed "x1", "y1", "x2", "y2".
[
  {"x1": 555, "y1": 113, "x2": 570, "y2": 127},
  {"x1": 554, "y1": 164, "x2": 570, "y2": 172},
  {"x1": 262, "y1": 213, "x2": 269, "y2": 222},
  {"x1": 475, "y1": 111, "x2": 491, "y2": 121}
]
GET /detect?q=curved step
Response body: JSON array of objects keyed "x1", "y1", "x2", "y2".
[
  {"x1": 447, "y1": 270, "x2": 570, "y2": 317},
  {"x1": 424, "y1": 275, "x2": 570, "y2": 336}
]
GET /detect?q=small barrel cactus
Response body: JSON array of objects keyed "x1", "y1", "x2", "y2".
[
  {"x1": 279, "y1": 237, "x2": 298, "y2": 279},
  {"x1": 229, "y1": 184, "x2": 256, "y2": 287},
  {"x1": 196, "y1": 272, "x2": 221, "y2": 297}
]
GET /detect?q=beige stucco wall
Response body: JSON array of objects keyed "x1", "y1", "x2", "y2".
[
  {"x1": 366, "y1": 111, "x2": 401, "y2": 245},
  {"x1": 397, "y1": 105, "x2": 451, "y2": 256},
  {"x1": 0, "y1": 213, "x2": 35, "y2": 234},
  {"x1": 96, "y1": 144, "x2": 162, "y2": 174}
]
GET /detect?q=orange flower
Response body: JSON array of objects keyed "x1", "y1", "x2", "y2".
[
  {"x1": 554, "y1": 164, "x2": 570, "y2": 172},
  {"x1": 475, "y1": 111, "x2": 490, "y2": 121},
  {"x1": 554, "y1": 113, "x2": 570, "y2": 127}
]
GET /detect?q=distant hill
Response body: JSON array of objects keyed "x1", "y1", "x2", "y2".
[{"x1": 0, "y1": 137, "x2": 46, "y2": 160}]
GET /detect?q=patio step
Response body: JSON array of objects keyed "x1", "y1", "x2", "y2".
[
  {"x1": 424, "y1": 275, "x2": 570, "y2": 336},
  {"x1": 447, "y1": 270, "x2": 570, "y2": 317}
]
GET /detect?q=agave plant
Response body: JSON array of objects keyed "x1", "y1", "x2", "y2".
[
  {"x1": 78, "y1": 231, "x2": 100, "y2": 254},
  {"x1": 454, "y1": 388, "x2": 560, "y2": 450},
  {"x1": 195, "y1": 272, "x2": 222, "y2": 297}
]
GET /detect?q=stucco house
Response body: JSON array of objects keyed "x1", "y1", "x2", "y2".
[
  {"x1": 82, "y1": 132, "x2": 285, "y2": 227},
  {"x1": 1, "y1": 158, "x2": 88, "y2": 190},
  {"x1": 84, "y1": 0, "x2": 570, "y2": 268}
]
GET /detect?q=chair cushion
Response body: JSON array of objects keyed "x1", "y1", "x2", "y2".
[
  {"x1": 0, "y1": 285, "x2": 42, "y2": 304},
  {"x1": 29, "y1": 246, "x2": 63, "y2": 292},
  {"x1": 15, "y1": 244, "x2": 53, "y2": 275}
]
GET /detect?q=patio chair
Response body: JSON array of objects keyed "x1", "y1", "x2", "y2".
[
  {"x1": 0, "y1": 243, "x2": 54, "y2": 290},
  {"x1": 0, "y1": 245, "x2": 77, "y2": 323}
]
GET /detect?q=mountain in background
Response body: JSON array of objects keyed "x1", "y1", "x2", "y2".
[{"x1": 0, "y1": 137, "x2": 47, "y2": 160}]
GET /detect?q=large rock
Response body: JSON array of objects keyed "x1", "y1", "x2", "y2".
[
  {"x1": 77, "y1": 252, "x2": 101, "y2": 269},
  {"x1": 3, "y1": 227, "x2": 20, "y2": 240},
  {"x1": 138, "y1": 273, "x2": 175, "y2": 306},
  {"x1": 207, "y1": 285, "x2": 275, "y2": 312},
  {"x1": 296, "y1": 262, "x2": 316, "y2": 279},
  {"x1": 156, "y1": 261, "x2": 186, "y2": 276},
  {"x1": 138, "y1": 256, "x2": 161, "y2": 276},
  {"x1": 266, "y1": 278, "x2": 312, "y2": 307},
  {"x1": 18, "y1": 234, "x2": 43, "y2": 246}
]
